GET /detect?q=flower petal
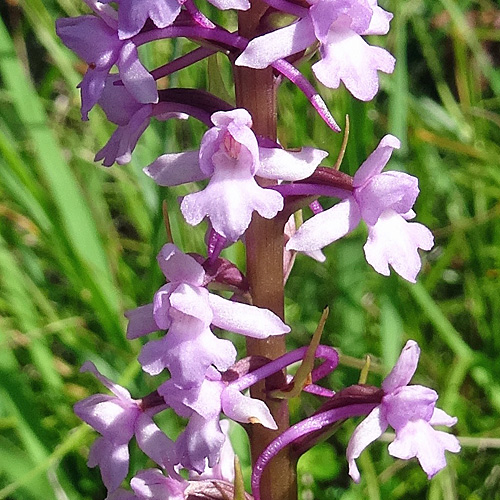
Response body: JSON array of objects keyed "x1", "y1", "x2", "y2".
[
  {"x1": 312, "y1": 29, "x2": 395, "y2": 101},
  {"x1": 286, "y1": 197, "x2": 361, "y2": 252},
  {"x1": 168, "y1": 284, "x2": 213, "y2": 325},
  {"x1": 209, "y1": 294, "x2": 290, "y2": 338},
  {"x1": 125, "y1": 303, "x2": 159, "y2": 339},
  {"x1": 353, "y1": 134, "x2": 401, "y2": 188},
  {"x1": 388, "y1": 420, "x2": 460, "y2": 479},
  {"x1": 135, "y1": 413, "x2": 177, "y2": 474},
  {"x1": 363, "y1": 0, "x2": 393, "y2": 35},
  {"x1": 346, "y1": 406, "x2": 388, "y2": 482},
  {"x1": 131, "y1": 469, "x2": 186, "y2": 500},
  {"x1": 207, "y1": 0, "x2": 250, "y2": 10},
  {"x1": 221, "y1": 387, "x2": 277, "y2": 429},
  {"x1": 95, "y1": 104, "x2": 152, "y2": 166},
  {"x1": 118, "y1": 41, "x2": 158, "y2": 104},
  {"x1": 235, "y1": 18, "x2": 315, "y2": 69},
  {"x1": 143, "y1": 151, "x2": 207, "y2": 186},
  {"x1": 356, "y1": 171, "x2": 418, "y2": 225},
  {"x1": 181, "y1": 166, "x2": 283, "y2": 242},
  {"x1": 382, "y1": 340, "x2": 421, "y2": 393},
  {"x1": 88, "y1": 437, "x2": 130, "y2": 492},
  {"x1": 363, "y1": 210, "x2": 434, "y2": 282},
  {"x1": 429, "y1": 407, "x2": 458, "y2": 427},
  {"x1": 81, "y1": 361, "x2": 133, "y2": 401},
  {"x1": 257, "y1": 147, "x2": 328, "y2": 181},
  {"x1": 74, "y1": 394, "x2": 137, "y2": 442},
  {"x1": 175, "y1": 414, "x2": 225, "y2": 473},
  {"x1": 116, "y1": 0, "x2": 182, "y2": 39},
  {"x1": 156, "y1": 243, "x2": 206, "y2": 286}
]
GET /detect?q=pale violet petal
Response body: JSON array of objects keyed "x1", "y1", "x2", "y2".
[
  {"x1": 209, "y1": 293, "x2": 290, "y2": 338},
  {"x1": 363, "y1": 0, "x2": 394, "y2": 35},
  {"x1": 388, "y1": 420, "x2": 460, "y2": 479},
  {"x1": 235, "y1": 18, "x2": 315, "y2": 69},
  {"x1": 257, "y1": 147, "x2": 328, "y2": 181},
  {"x1": 81, "y1": 361, "x2": 133, "y2": 401},
  {"x1": 207, "y1": 0, "x2": 250, "y2": 10},
  {"x1": 106, "y1": 488, "x2": 138, "y2": 500},
  {"x1": 211, "y1": 108, "x2": 252, "y2": 128},
  {"x1": 143, "y1": 151, "x2": 207, "y2": 186},
  {"x1": 221, "y1": 387, "x2": 277, "y2": 429},
  {"x1": 286, "y1": 198, "x2": 361, "y2": 252},
  {"x1": 429, "y1": 407, "x2": 458, "y2": 427},
  {"x1": 191, "y1": 419, "x2": 235, "y2": 483},
  {"x1": 125, "y1": 303, "x2": 159, "y2": 340},
  {"x1": 346, "y1": 406, "x2": 387, "y2": 483},
  {"x1": 363, "y1": 211, "x2": 434, "y2": 283},
  {"x1": 156, "y1": 243, "x2": 206, "y2": 285},
  {"x1": 118, "y1": 41, "x2": 158, "y2": 104},
  {"x1": 169, "y1": 284, "x2": 213, "y2": 325},
  {"x1": 181, "y1": 168, "x2": 283, "y2": 242},
  {"x1": 74, "y1": 394, "x2": 136, "y2": 442},
  {"x1": 117, "y1": 0, "x2": 182, "y2": 39},
  {"x1": 131, "y1": 469, "x2": 186, "y2": 500},
  {"x1": 175, "y1": 414, "x2": 225, "y2": 473},
  {"x1": 312, "y1": 29, "x2": 395, "y2": 101},
  {"x1": 382, "y1": 340, "x2": 420, "y2": 393},
  {"x1": 355, "y1": 171, "x2": 418, "y2": 225},
  {"x1": 88, "y1": 438, "x2": 130, "y2": 492},
  {"x1": 135, "y1": 413, "x2": 177, "y2": 474},
  {"x1": 353, "y1": 135, "x2": 401, "y2": 188}
]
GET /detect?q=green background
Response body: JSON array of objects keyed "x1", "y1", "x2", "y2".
[{"x1": 0, "y1": 0, "x2": 499, "y2": 498}]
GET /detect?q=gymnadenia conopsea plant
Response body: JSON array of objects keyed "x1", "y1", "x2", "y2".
[{"x1": 57, "y1": 1, "x2": 460, "y2": 498}]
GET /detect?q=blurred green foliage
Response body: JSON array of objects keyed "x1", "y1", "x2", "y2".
[{"x1": 0, "y1": 0, "x2": 499, "y2": 498}]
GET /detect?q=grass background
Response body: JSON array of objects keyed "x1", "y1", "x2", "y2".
[{"x1": 0, "y1": 0, "x2": 499, "y2": 498}]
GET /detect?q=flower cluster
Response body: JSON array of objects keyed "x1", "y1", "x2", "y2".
[{"x1": 58, "y1": 0, "x2": 459, "y2": 498}]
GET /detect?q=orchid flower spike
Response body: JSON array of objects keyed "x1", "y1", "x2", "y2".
[
  {"x1": 287, "y1": 135, "x2": 434, "y2": 282},
  {"x1": 347, "y1": 340, "x2": 461, "y2": 482},
  {"x1": 144, "y1": 108, "x2": 328, "y2": 242},
  {"x1": 74, "y1": 362, "x2": 175, "y2": 492}
]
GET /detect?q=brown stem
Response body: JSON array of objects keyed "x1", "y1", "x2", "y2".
[{"x1": 234, "y1": 2, "x2": 297, "y2": 499}]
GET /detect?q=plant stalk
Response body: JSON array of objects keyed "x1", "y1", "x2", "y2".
[{"x1": 234, "y1": 2, "x2": 297, "y2": 499}]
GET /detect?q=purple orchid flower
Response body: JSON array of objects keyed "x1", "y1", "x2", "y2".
[
  {"x1": 236, "y1": 0, "x2": 395, "y2": 101},
  {"x1": 95, "y1": 76, "x2": 188, "y2": 166},
  {"x1": 161, "y1": 366, "x2": 276, "y2": 473},
  {"x1": 250, "y1": 341, "x2": 459, "y2": 499},
  {"x1": 125, "y1": 243, "x2": 290, "y2": 387},
  {"x1": 144, "y1": 109, "x2": 328, "y2": 241},
  {"x1": 347, "y1": 340, "x2": 461, "y2": 481},
  {"x1": 56, "y1": 13, "x2": 157, "y2": 120},
  {"x1": 286, "y1": 135, "x2": 434, "y2": 282},
  {"x1": 190, "y1": 419, "x2": 235, "y2": 483},
  {"x1": 74, "y1": 362, "x2": 176, "y2": 492}
]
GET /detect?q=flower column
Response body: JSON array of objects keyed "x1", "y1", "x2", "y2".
[{"x1": 234, "y1": 2, "x2": 297, "y2": 500}]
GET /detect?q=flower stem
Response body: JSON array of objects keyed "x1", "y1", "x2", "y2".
[{"x1": 234, "y1": 2, "x2": 297, "y2": 499}]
